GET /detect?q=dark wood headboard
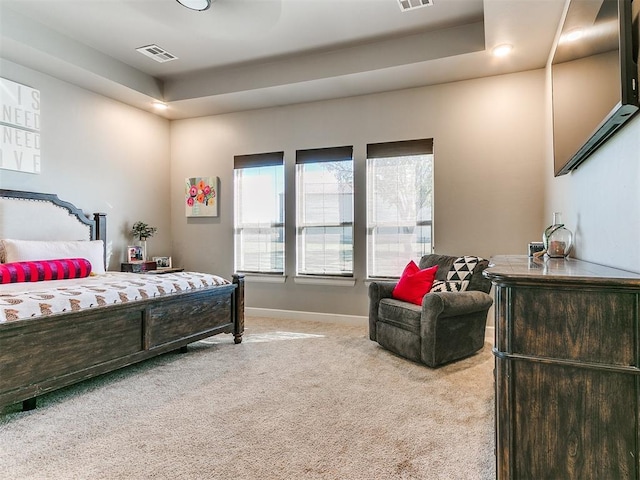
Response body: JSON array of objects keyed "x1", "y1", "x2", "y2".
[{"x1": 0, "y1": 189, "x2": 107, "y2": 265}]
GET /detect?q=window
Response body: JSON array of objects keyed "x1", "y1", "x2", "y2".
[
  {"x1": 366, "y1": 139, "x2": 434, "y2": 278},
  {"x1": 296, "y1": 146, "x2": 353, "y2": 276},
  {"x1": 234, "y1": 152, "x2": 284, "y2": 274}
]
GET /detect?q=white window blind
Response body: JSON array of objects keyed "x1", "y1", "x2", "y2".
[
  {"x1": 234, "y1": 152, "x2": 284, "y2": 274},
  {"x1": 296, "y1": 146, "x2": 353, "y2": 276},
  {"x1": 366, "y1": 139, "x2": 434, "y2": 278}
]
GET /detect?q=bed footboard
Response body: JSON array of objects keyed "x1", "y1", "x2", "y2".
[{"x1": 0, "y1": 275, "x2": 245, "y2": 412}]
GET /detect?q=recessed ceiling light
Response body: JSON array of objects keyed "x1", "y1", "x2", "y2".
[
  {"x1": 176, "y1": 0, "x2": 212, "y2": 11},
  {"x1": 492, "y1": 44, "x2": 513, "y2": 58},
  {"x1": 566, "y1": 29, "x2": 584, "y2": 42},
  {"x1": 153, "y1": 101, "x2": 168, "y2": 110}
]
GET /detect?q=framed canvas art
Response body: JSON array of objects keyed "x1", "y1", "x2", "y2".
[
  {"x1": 0, "y1": 77, "x2": 41, "y2": 174},
  {"x1": 185, "y1": 176, "x2": 218, "y2": 217}
]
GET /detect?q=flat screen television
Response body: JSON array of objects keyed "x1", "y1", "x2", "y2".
[{"x1": 552, "y1": 0, "x2": 639, "y2": 176}]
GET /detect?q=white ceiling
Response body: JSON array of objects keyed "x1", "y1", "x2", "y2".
[{"x1": 0, "y1": 0, "x2": 567, "y2": 119}]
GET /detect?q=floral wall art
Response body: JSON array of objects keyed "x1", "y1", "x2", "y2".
[{"x1": 185, "y1": 176, "x2": 218, "y2": 217}]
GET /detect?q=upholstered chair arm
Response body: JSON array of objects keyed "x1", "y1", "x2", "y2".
[
  {"x1": 422, "y1": 291, "x2": 493, "y2": 319},
  {"x1": 368, "y1": 281, "x2": 397, "y2": 341},
  {"x1": 419, "y1": 291, "x2": 494, "y2": 367}
]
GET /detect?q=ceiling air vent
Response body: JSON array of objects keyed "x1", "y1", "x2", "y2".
[
  {"x1": 136, "y1": 44, "x2": 178, "y2": 63},
  {"x1": 398, "y1": 0, "x2": 434, "y2": 12}
]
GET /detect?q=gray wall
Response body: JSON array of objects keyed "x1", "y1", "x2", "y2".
[
  {"x1": 542, "y1": 51, "x2": 640, "y2": 273},
  {"x1": 170, "y1": 70, "x2": 547, "y2": 317},
  {"x1": 5, "y1": 54, "x2": 636, "y2": 320},
  {"x1": 545, "y1": 113, "x2": 640, "y2": 272},
  {"x1": 0, "y1": 59, "x2": 172, "y2": 269}
]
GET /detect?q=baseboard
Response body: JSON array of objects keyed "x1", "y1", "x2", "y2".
[
  {"x1": 246, "y1": 307, "x2": 368, "y2": 326},
  {"x1": 247, "y1": 308, "x2": 497, "y2": 340},
  {"x1": 485, "y1": 325, "x2": 495, "y2": 342}
]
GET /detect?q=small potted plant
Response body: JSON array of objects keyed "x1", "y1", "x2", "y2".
[{"x1": 130, "y1": 221, "x2": 157, "y2": 261}]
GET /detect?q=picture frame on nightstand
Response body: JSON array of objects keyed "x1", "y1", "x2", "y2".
[
  {"x1": 152, "y1": 256, "x2": 172, "y2": 268},
  {"x1": 127, "y1": 245, "x2": 144, "y2": 263}
]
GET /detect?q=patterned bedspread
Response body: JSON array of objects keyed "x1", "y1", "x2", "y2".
[{"x1": 0, "y1": 271, "x2": 230, "y2": 323}]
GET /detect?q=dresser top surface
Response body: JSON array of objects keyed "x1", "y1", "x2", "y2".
[{"x1": 485, "y1": 255, "x2": 640, "y2": 286}]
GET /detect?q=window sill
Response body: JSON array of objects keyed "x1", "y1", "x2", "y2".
[
  {"x1": 294, "y1": 276, "x2": 356, "y2": 287},
  {"x1": 364, "y1": 278, "x2": 399, "y2": 287},
  {"x1": 242, "y1": 273, "x2": 287, "y2": 284}
]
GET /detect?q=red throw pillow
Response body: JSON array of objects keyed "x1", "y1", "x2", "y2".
[
  {"x1": 0, "y1": 258, "x2": 92, "y2": 284},
  {"x1": 392, "y1": 261, "x2": 439, "y2": 305}
]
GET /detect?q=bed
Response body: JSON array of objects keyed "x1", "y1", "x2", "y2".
[{"x1": 0, "y1": 189, "x2": 244, "y2": 412}]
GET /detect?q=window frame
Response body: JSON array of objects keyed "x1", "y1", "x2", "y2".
[
  {"x1": 366, "y1": 139, "x2": 434, "y2": 279},
  {"x1": 233, "y1": 151, "x2": 285, "y2": 275},
  {"x1": 295, "y1": 146, "x2": 354, "y2": 277}
]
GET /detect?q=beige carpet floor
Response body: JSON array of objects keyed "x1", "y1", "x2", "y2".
[{"x1": 0, "y1": 316, "x2": 495, "y2": 479}]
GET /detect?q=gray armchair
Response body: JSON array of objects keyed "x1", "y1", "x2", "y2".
[{"x1": 368, "y1": 254, "x2": 493, "y2": 367}]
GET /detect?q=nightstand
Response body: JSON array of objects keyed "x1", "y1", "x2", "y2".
[
  {"x1": 121, "y1": 261, "x2": 157, "y2": 273},
  {"x1": 145, "y1": 267, "x2": 184, "y2": 274}
]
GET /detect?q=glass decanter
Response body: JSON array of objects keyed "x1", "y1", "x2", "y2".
[{"x1": 542, "y1": 212, "x2": 573, "y2": 258}]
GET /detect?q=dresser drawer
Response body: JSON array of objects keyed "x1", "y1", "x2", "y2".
[{"x1": 510, "y1": 287, "x2": 636, "y2": 366}]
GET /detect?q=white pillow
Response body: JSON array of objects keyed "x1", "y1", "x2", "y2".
[{"x1": 1, "y1": 239, "x2": 106, "y2": 274}]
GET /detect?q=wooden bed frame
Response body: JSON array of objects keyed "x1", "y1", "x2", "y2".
[{"x1": 0, "y1": 189, "x2": 244, "y2": 412}]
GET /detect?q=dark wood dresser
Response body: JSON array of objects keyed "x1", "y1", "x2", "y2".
[{"x1": 484, "y1": 255, "x2": 640, "y2": 479}]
